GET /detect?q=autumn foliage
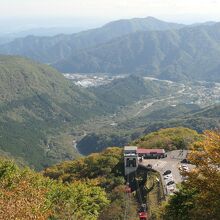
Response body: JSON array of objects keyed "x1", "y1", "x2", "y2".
[
  {"x1": 164, "y1": 131, "x2": 220, "y2": 220},
  {"x1": 0, "y1": 160, "x2": 109, "y2": 220}
]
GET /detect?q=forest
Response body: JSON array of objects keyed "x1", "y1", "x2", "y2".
[{"x1": 0, "y1": 128, "x2": 219, "y2": 219}]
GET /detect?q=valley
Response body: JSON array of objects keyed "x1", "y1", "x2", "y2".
[{"x1": 63, "y1": 74, "x2": 220, "y2": 155}]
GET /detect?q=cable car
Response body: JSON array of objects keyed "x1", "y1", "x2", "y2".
[
  {"x1": 139, "y1": 211, "x2": 148, "y2": 220},
  {"x1": 139, "y1": 204, "x2": 148, "y2": 220},
  {"x1": 125, "y1": 183, "x2": 131, "y2": 193}
]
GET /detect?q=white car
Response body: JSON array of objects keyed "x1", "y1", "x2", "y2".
[
  {"x1": 165, "y1": 177, "x2": 174, "y2": 184},
  {"x1": 167, "y1": 184, "x2": 176, "y2": 190},
  {"x1": 179, "y1": 164, "x2": 189, "y2": 172},
  {"x1": 164, "y1": 175, "x2": 173, "y2": 180},
  {"x1": 167, "y1": 184, "x2": 176, "y2": 194},
  {"x1": 164, "y1": 174, "x2": 173, "y2": 179}
]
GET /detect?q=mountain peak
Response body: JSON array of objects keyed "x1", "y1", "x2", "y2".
[
  {"x1": 144, "y1": 16, "x2": 162, "y2": 21},
  {"x1": 102, "y1": 16, "x2": 184, "y2": 31}
]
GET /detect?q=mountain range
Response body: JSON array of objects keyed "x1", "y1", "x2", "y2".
[
  {"x1": 0, "y1": 17, "x2": 184, "y2": 63},
  {"x1": 53, "y1": 23, "x2": 220, "y2": 82},
  {"x1": 0, "y1": 17, "x2": 220, "y2": 82}
]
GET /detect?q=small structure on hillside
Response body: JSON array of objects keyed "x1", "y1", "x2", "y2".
[
  {"x1": 124, "y1": 146, "x2": 138, "y2": 175},
  {"x1": 137, "y1": 148, "x2": 166, "y2": 159}
]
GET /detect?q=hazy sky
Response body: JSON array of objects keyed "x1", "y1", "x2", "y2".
[{"x1": 1, "y1": 0, "x2": 220, "y2": 32}]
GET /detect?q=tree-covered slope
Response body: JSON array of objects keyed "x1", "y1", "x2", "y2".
[
  {"x1": 0, "y1": 56, "x2": 108, "y2": 170},
  {"x1": 133, "y1": 127, "x2": 201, "y2": 151},
  {"x1": 0, "y1": 159, "x2": 110, "y2": 220},
  {"x1": 142, "y1": 104, "x2": 220, "y2": 134},
  {"x1": 0, "y1": 56, "x2": 189, "y2": 169},
  {"x1": 43, "y1": 147, "x2": 139, "y2": 219},
  {"x1": 54, "y1": 23, "x2": 220, "y2": 82},
  {"x1": 76, "y1": 104, "x2": 220, "y2": 156},
  {"x1": 163, "y1": 131, "x2": 220, "y2": 220},
  {"x1": 1, "y1": 130, "x2": 218, "y2": 219},
  {"x1": 89, "y1": 75, "x2": 173, "y2": 108}
]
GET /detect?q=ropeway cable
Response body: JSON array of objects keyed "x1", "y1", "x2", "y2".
[
  {"x1": 123, "y1": 173, "x2": 130, "y2": 220},
  {"x1": 135, "y1": 171, "x2": 143, "y2": 205}
]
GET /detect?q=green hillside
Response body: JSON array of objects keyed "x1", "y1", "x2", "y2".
[
  {"x1": 133, "y1": 127, "x2": 201, "y2": 151},
  {"x1": 142, "y1": 104, "x2": 220, "y2": 133},
  {"x1": 0, "y1": 56, "x2": 180, "y2": 169},
  {"x1": 90, "y1": 75, "x2": 173, "y2": 108},
  {"x1": 76, "y1": 104, "x2": 220, "y2": 155},
  {"x1": 0, "y1": 56, "x2": 109, "y2": 170},
  {"x1": 0, "y1": 55, "x2": 219, "y2": 169}
]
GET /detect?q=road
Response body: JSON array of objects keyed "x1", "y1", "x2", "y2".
[{"x1": 134, "y1": 84, "x2": 186, "y2": 117}]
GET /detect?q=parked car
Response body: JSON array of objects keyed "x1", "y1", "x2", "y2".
[
  {"x1": 179, "y1": 164, "x2": 189, "y2": 172},
  {"x1": 167, "y1": 181, "x2": 175, "y2": 186},
  {"x1": 165, "y1": 177, "x2": 174, "y2": 184},
  {"x1": 167, "y1": 184, "x2": 176, "y2": 193},
  {"x1": 164, "y1": 174, "x2": 173, "y2": 179},
  {"x1": 181, "y1": 159, "x2": 190, "y2": 164},
  {"x1": 163, "y1": 170, "x2": 171, "y2": 175}
]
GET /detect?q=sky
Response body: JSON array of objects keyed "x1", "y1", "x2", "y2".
[{"x1": 0, "y1": 0, "x2": 220, "y2": 32}]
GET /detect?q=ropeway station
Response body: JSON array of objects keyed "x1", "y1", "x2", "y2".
[
  {"x1": 124, "y1": 146, "x2": 167, "y2": 176},
  {"x1": 124, "y1": 146, "x2": 139, "y2": 175}
]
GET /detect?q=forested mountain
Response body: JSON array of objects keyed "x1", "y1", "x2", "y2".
[
  {"x1": 0, "y1": 55, "x2": 110, "y2": 169},
  {"x1": 54, "y1": 23, "x2": 220, "y2": 82},
  {"x1": 0, "y1": 17, "x2": 185, "y2": 64},
  {"x1": 89, "y1": 75, "x2": 175, "y2": 108},
  {"x1": 142, "y1": 104, "x2": 220, "y2": 134}
]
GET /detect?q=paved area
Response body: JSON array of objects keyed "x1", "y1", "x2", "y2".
[{"x1": 139, "y1": 150, "x2": 194, "y2": 195}]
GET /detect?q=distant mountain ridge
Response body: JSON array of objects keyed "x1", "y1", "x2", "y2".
[
  {"x1": 0, "y1": 17, "x2": 185, "y2": 64},
  {"x1": 54, "y1": 22, "x2": 220, "y2": 82},
  {"x1": 0, "y1": 17, "x2": 219, "y2": 82}
]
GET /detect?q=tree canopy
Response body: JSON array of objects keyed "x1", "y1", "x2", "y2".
[
  {"x1": 0, "y1": 159, "x2": 109, "y2": 220},
  {"x1": 164, "y1": 131, "x2": 220, "y2": 220}
]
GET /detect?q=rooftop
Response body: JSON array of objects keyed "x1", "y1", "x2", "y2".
[
  {"x1": 137, "y1": 148, "x2": 165, "y2": 154},
  {"x1": 124, "y1": 146, "x2": 137, "y2": 151}
]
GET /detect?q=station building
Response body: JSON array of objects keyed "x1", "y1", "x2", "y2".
[
  {"x1": 124, "y1": 146, "x2": 167, "y2": 175},
  {"x1": 124, "y1": 146, "x2": 139, "y2": 175},
  {"x1": 137, "y1": 148, "x2": 166, "y2": 159}
]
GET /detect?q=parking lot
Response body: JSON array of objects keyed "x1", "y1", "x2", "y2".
[{"x1": 140, "y1": 150, "x2": 194, "y2": 195}]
